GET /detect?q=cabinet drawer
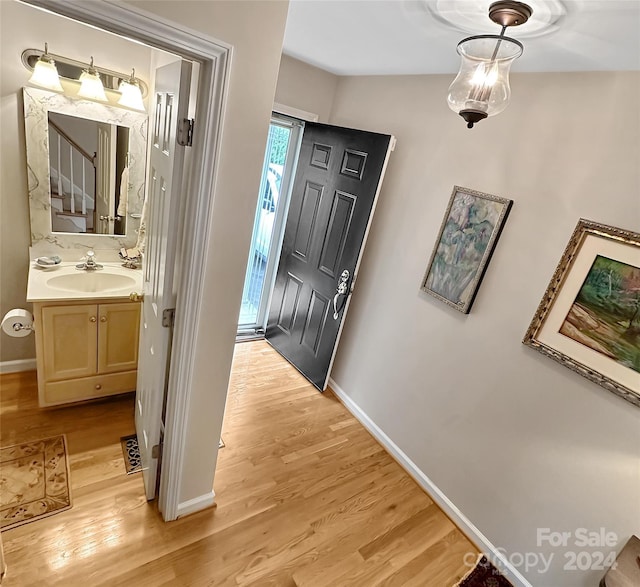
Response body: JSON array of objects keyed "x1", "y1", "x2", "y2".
[{"x1": 42, "y1": 370, "x2": 137, "y2": 406}]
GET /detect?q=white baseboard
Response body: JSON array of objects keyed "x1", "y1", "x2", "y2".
[
  {"x1": 176, "y1": 490, "x2": 216, "y2": 519},
  {"x1": 0, "y1": 359, "x2": 37, "y2": 374},
  {"x1": 328, "y1": 377, "x2": 533, "y2": 587}
]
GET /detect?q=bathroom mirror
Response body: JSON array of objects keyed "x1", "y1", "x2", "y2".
[
  {"x1": 48, "y1": 112, "x2": 129, "y2": 236},
  {"x1": 23, "y1": 87, "x2": 147, "y2": 253}
]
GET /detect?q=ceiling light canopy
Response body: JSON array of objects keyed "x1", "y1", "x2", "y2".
[
  {"x1": 429, "y1": 0, "x2": 564, "y2": 38},
  {"x1": 447, "y1": 1, "x2": 532, "y2": 128}
]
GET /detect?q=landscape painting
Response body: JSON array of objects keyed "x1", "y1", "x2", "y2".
[
  {"x1": 560, "y1": 255, "x2": 640, "y2": 373},
  {"x1": 523, "y1": 219, "x2": 640, "y2": 407},
  {"x1": 421, "y1": 186, "x2": 512, "y2": 314}
]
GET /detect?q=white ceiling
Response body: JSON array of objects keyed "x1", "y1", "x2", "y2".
[{"x1": 283, "y1": 0, "x2": 640, "y2": 76}]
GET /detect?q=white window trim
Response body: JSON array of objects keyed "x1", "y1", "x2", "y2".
[{"x1": 273, "y1": 102, "x2": 319, "y2": 123}]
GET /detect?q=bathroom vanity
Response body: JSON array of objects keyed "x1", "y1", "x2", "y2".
[
  {"x1": 27, "y1": 262, "x2": 143, "y2": 407},
  {"x1": 21, "y1": 86, "x2": 148, "y2": 407}
]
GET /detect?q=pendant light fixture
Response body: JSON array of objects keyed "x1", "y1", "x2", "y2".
[
  {"x1": 77, "y1": 56, "x2": 108, "y2": 102},
  {"x1": 27, "y1": 43, "x2": 63, "y2": 92},
  {"x1": 118, "y1": 69, "x2": 145, "y2": 111},
  {"x1": 447, "y1": 1, "x2": 532, "y2": 128}
]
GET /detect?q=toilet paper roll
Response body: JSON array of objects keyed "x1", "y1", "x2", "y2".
[{"x1": 2, "y1": 309, "x2": 34, "y2": 337}]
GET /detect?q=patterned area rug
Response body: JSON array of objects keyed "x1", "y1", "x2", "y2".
[
  {"x1": 456, "y1": 555, "x2": 514, "y2": 587},
  {"x1": 0, "y1": 435, "x2": 72, "y2": 530},
  {"x1": 120, "y1": 434, "x2": 142, "y2": 474}
]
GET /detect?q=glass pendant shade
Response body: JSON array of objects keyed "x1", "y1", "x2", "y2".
[
  {"x1": 77, "y1": 58, "x2": 108, "y2": 102},
  {"x1": 447, "y1": 35, "x2": 523, "y2": 128},
  {"x1": 118, "y1": 71, "x2": 145, "y2": 111},
  {"x1": 28, "y1": 46, "x2": 63, "y2": 92}
]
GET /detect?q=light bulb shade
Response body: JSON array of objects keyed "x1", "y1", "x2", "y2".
[
  {"x1": 28, "y1": 58, "x2": 63, "y2": 92},
  {"x1": 447, "y1": 35, "x2": 523, "y2": 127},
  {"x1": 78, "y1": 69, "x2": 108, "y2": 102},
  {"x1": 118, "y1": 79, "x2": 145, "y2": 111}
]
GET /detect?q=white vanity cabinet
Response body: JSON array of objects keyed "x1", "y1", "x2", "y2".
[{"x1": 33, "y1": 298, "x2": 141, "y2": 406}]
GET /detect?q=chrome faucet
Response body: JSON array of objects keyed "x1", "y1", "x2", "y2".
[{"x1": 76, "y1": 250, "x2": 103, "y2": 271}]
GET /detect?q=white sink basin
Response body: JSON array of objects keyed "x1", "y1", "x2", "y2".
[
  {"x1": 46, "y1": 271, "x2": 138, "y2": 293},
  {"x1": 27, "y1": 261, "x2": 143, "y2": 302}
]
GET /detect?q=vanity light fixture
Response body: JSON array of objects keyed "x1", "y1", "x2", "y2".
[
  {"x1": 118, "y1": 69, "x2": 145, "y2": 111},
  {"x1": 77, "y1": 57, "x2": 108, "y2": 102},
  {"x1": 27, "y1": 43, "x2": 63, "y2": 92},
  {"x1": 447, "y1": 1, "x2": 532, "y2": 128},
  {"x1": 22, "y1": 49, "x2": 149, "y2": 101}
]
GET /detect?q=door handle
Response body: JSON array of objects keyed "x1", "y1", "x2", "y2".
[{"x1": 332, "y1": 269, "x2": 351, "y2": 320}]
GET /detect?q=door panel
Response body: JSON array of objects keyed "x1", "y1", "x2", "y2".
[
  {"x1": 266, "y1": 123, "x2": 392, "y2": 389},
  {"x1": 276, "y1": 273, "x2": 302, "y2": 334},
  {"x1": 136, "y1": 59, "x2": 192, "y2": 500},
  {"x1": 300, "y1": 290, "x2": 330, "y2": 355},
  {"x1": 293, "y1": 182, "x2": 323, "y2": 260},
  {"x1": 42, "y1": 304, "x2": 97, "y2": 381},
  {"x1": 96, "y1": 123, "x2": 116, "y2": 234},
  {"x1": 98, "y1": 302, "x2": 140, "y2": 374},
  {"x1": 318, "y1": 190, "x2": 355, "y2": 278}
]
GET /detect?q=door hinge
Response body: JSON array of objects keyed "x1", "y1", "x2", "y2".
[
  {"x1": 162, "y1": 308, "x2": 175, "y2": 328},
  {"x1": 177, "y1": 118, "x2": 195, "y2": 147},
  {"x1": 151, "y1": 444, "x2": 161, "y2": 459}
]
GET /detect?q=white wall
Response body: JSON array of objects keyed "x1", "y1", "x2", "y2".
[
  {"x1": 328, "y1": 72, "x2": 640, "y2": 587},
  {"x1": 123, "y1": 0, "x2": 289, "y2": 509},
  {"x1": 275, "y1": 54, "x2": 338, "y2": 122},
  {"x1": 0, "y1": 1, "x2": 153, "y2": 363}
]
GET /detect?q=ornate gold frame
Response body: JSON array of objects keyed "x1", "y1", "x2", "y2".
[{"x1": 523, "y1": 219, "x2": 640, "y2": 407}]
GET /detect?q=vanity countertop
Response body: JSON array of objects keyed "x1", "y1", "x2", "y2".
[{"x1": 27, "y1": 262, "x2": 143, "y2": 303}]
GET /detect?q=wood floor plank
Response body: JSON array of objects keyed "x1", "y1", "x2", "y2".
[{"x1": 1, "y1": 340, "x2": 479, "y2": 585}]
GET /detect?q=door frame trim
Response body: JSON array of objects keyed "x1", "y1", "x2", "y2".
[
  {"x1": 24, "y1": 0, "x2": 231, "y2": 521},
  {"x1": 273, "y1": 102, "x2": 319, "y2": 123}
]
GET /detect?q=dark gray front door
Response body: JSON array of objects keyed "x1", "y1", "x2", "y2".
[{"x1": 265, "y1": 122, "x2": 392, "y2": 390}]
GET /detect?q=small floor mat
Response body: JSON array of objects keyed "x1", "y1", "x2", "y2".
[
  {"x1": 120, "y1": 434, "x2": 142, "y2": 474},
  {"x1": 456, "y1": 555, "x2": 514, "y2": 587},
  {"x1": 0, "y1": 435, "x2": 72, "y2": 530}
]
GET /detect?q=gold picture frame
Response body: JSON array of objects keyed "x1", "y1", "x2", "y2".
[{"x1": 523, "y1": 219, "x2": 640, "y2": 407}]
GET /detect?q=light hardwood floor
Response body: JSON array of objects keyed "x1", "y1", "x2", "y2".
[{"x1": 0, "y1": 340, "x2": 477, "y2": 586}]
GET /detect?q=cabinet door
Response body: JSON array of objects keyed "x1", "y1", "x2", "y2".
[
  {"x1": 42, "y1": 304, "x2": 98, "y2": 381},
  {"x1": 98, "y1": 302, "x2": 141, "y2": 374}
]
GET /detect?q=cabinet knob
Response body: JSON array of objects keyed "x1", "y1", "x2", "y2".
[
  {"x1": 100, "y1": 316, "x2": 107, "y2": 322},
  {"x1": 90, "y1": 316, "x2": 97, "y2": 323},
  {"x1": 95, "y1": 384, "x2": 102, "y2": 390}
]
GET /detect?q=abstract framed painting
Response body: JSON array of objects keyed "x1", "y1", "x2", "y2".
[
  {"x1": 524, "y1": 219, "x2": 640, "y2": 407},
  {"x1": 420, "y1": 186, "x2": 512, "y2": 314}
]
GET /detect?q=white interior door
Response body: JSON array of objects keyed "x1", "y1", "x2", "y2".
[
  {"x1": 136, "y1": 59, "x2": 192, "y2": 500},
  {"x1": 96, "y1": 123, "x2": 116, "y2": 234}
]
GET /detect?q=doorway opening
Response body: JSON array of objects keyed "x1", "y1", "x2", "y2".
[
  {"x1": 16, "y1": 0, "x2": 230, "y2": 522},
  {"x1": 237, "y1": 114, "x2": 303, "y2": 336}
]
